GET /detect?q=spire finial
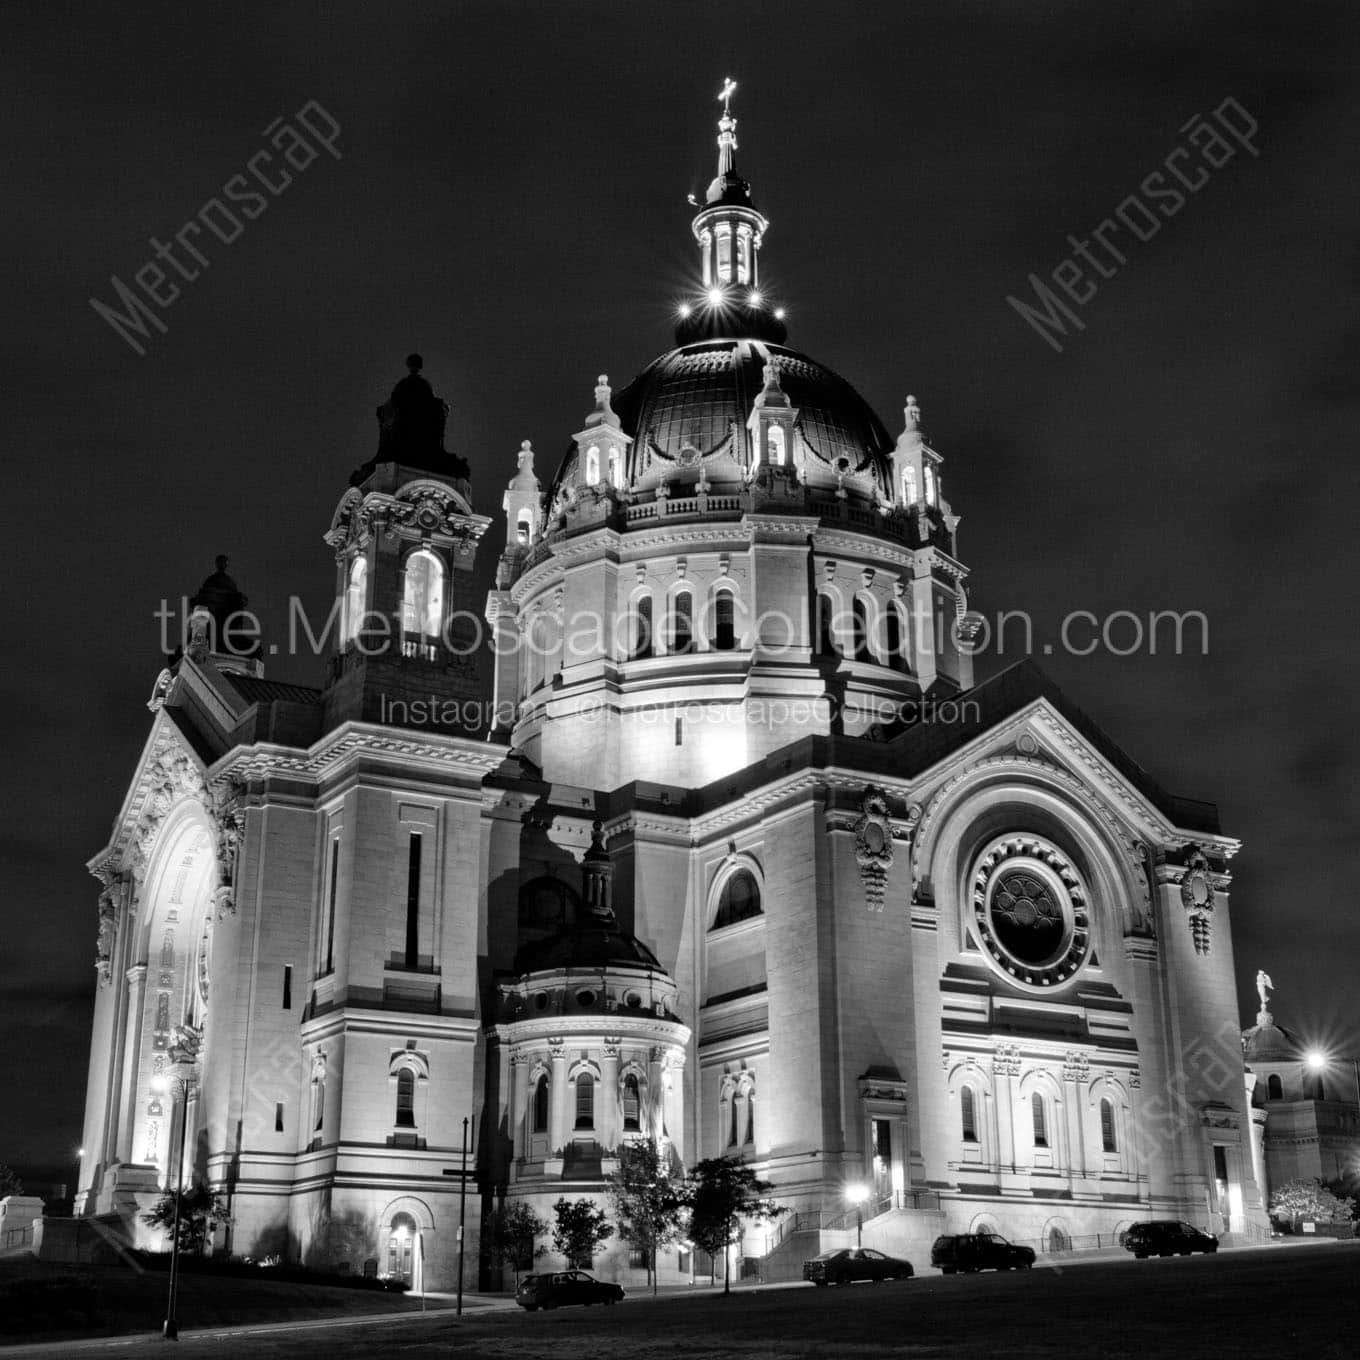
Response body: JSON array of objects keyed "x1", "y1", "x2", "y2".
[
  {"x1": 586, "y1": 374, "x2": 619, "y2": 428},
  {"x1": 518, "y1": 439, "x2": 534, "y2": 470}
]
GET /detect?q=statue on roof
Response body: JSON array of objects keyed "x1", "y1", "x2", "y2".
[{"x1": 1256, "y1": 968, "x2": 1274, "y2": 1024}]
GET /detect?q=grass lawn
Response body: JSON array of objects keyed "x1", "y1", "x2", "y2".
[{"x1": 0, "y1": 1255, "x2": 437, "y2": 1342}]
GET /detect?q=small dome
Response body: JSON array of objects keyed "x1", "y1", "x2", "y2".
[
  {"x1": 1242, "y1": 1019, "x2": 1302, "y2": 1064},
  {"x1": 513, "y1": 916, "x2": 663, "y2": 975},
  {"x1": 548, "y1": 338, "x2": 893, "y2": 502}
]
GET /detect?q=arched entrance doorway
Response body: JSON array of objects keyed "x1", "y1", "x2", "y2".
[{"x1": 387, "y1": 1212, "x2": 422, "y2": 1291}]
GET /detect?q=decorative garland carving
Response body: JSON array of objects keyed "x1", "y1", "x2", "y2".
[
  {"x1": 993, "y1": 1043, "x2": 1022, "y2": 1078},
  {"x1": 1179, "y1": 849, "x2": 1216, "y2": 956},
  {"x1": 853, "y1": 786, "x2": 895, "y2": 911}
]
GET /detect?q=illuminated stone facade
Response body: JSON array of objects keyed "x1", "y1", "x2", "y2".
[{"x1": 77, "y1": 95, "x2": 1267, "y2": 1290}]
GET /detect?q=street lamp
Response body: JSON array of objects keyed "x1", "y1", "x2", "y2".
[
  {"x1": 844, "y1": 1183, "x2": 869, "y2": 1248},
  {"x1": 159, "y1": 1028, "x2": 200, "y2": 1341},
  {"x1": 1306, "y1": 1049, "x2": 1360, "y2": 1107}
]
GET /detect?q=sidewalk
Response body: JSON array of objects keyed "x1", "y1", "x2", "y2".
[{"x1": 0, "y1": 1294, "x2": 509, "y2": 1356}]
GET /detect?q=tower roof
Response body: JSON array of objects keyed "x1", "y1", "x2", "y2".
[{"x1": 349, "y1": 354, "x2": 472, "y2": 490}]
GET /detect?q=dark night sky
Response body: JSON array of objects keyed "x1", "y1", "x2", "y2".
[{"x1": 3, "y1": 0, "x2": 1358, "y2": 1177}]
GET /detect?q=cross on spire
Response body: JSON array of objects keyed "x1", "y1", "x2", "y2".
[{"x1": 719, "y1": 77, "x2": 737, "y2": 115}]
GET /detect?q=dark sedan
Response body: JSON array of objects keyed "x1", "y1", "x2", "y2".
[
  {"x1": 514, "y1": 1269, "x2": 625, "y2": 1310},
  {"x1": 803, "y1": 1247, "x2": 915, "y2": 1286},
  {"x1": 1123, "y1": 1221, "x2": 1219, "y2": 1259},
  {"x1": 930, "y1": 1232, "x2": 1036, "y2": 1274}
]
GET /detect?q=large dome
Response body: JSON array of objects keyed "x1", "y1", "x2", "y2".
[{"x1": 548, "y1": 338, "x2": 895, "y2": 502}]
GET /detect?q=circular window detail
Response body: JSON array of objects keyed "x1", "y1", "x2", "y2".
[
  {"x1": 575, "y1": 989, "x2": 597, "y2": 1008},
  {"x1": 533, "y1": 991, "x2": 550, "y2": 1011},
  {"x1": 623, "y1": 990, "x2": 643, "y2": 1009},
  {"x1": 971, "y1": 835, "x2": 1089, "y2": 988}
]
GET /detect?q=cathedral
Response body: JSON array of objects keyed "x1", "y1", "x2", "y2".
[{"x1": 76, "y1": 90, "x2": 1268, "y2": 1290}]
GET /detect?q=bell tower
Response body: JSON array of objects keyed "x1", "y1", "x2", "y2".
[{"x1": 322, "y1": 355, "x2": 491, "y2": 734}]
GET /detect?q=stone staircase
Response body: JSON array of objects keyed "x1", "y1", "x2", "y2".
[{"x1": 752, "y1": 1194, "x2": 948, "y2": 1282}]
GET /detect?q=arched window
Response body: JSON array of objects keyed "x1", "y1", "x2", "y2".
[
  {"x1": 630, "y1": 595, "x2": 654, "y2": 660},
  {"x1": 713, "y1": 869, "x2": 761, "y2": 929},
  {"x1": 311, "y1": 1068, "x2": 325, "y2": 1136},
  {"x1": 622, "y1": 1075, "x2": 641, "y2": 1131},
  {"x1": 716, "y1": 224, "x2": 732, "y2": 283},
  {"x1": 885, "y1": 606, "x2": 908, "y2": 671},
  {"x1": 960, "y1": 1086, "x2": 978, "y2": 1144},
  {"x1": 924, "y1": 463, "x2": 937, "y2": 506},
  {"x1": 516, "y1": 508, "x2": 533, "y2": 544},
  {"x1": 343, "y1": 557, "x2": 367, "y2": 643},
  {"x1": 1099, "y1": 1097, "x2": 1117, "y2": 1153},
  {"x1": 608, "y1": 447, "x2": 623, "y2": 488},
  {"x1": 767, "y1": 425, "x2": 786, "y2": 466},
  {"x1": 728, "y1": 1092, "x2": 741, "y2": 1148},
  {"x1": 532, "y1": 1074, "x2": 550, "y2": 1133},
  {"x1": 713, "y1": 589, "x2": 736, "y2": 651},
  {"x1": 1266, "y1": 1074, "x2": 1283, "y2": 1100},
  {"x1": 396, "y1": 1068, "x2": 416, "y2": 1128},
  {"x1": 669, "y1": 590, "x2": 693, "y2": 655},
  {"x1": 903, "y1": 466, "x2": 918, "y2": 505},
  {"x1": 401, "y1": 549, "x2": 445, "y2": 645},
  {"x1": 575, "y1": 1073, "x2": 595, "y2": 1130},
  {"x1": 815, "y1": 593, "x2": 837, "y2": 657},
  {"x1": 852, "y1": 597, "x2": 873, "y2": 662},
  {"x1": 1047, "y1": 1224, "x2": 1071, "y2": 1253},
  {"x1": 1032, "y1": 1092, "x2": 1048, "y2": 1148},
  {"x1": 744, "y1": 1091, "x2": 755, "y2": 1147},
  {"x1": 584, "y1": 445, "x2": 601, "y2": 485},
  {"x1": 737, "y1": 226, "x2": 752, "y2": 285}
]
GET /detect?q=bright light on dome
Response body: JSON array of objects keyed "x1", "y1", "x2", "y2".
[
  {"x1": 706, "y1": 287, "x2": 724, "y2": 306},
  {"x1": 748, "y1": 291, "x2": 762, "y2": 307},
  {"x1": 774, "y1": 307, "x2": 786, "y2": 320},
  {"x1": 1307, "y1": 1050, "x2": 1327, "y2": 1071},
  {"x1": 678, "y1": 304, "x2": 691, "y2": 318}
]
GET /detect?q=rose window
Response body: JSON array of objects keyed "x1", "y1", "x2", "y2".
[{"x1": 971, "y1": 835, "x2": 1090, "y2": 988}]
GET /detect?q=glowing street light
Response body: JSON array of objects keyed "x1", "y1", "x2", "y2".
[
  {"x1": 1305, "y1": 1048, "x2": 1360, "y2": 1107},
  {"x1": 845, "y1": 1182, "x2": 869, "y2": 1247},
  {"x1": 706, "y1": 287, "x2": 724, "y2": 306}
]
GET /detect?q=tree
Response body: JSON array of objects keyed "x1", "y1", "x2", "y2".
[
  {"x1": 0, "y1": 1165, "x2": 22, "y2": 1200},
  {"x1": 1269, "y1": 1178, "x2": 1356, "y2": 1228},
  {"x1": 486, "y1": 1202, "x2": 548, "y2": 1285},
  {"x1": 552, "y1": 1197, "x2": 614, "y2": 1270},
  {"x1": 686, "y1": 1155, "x2": 785, "y2": 1295},
  {"x1": 607, "y1": 1140, "x2": 687, "y2": 1294},
  {"x1": 141, "y1": 1184, "x2": 230, "y2": 1255}
]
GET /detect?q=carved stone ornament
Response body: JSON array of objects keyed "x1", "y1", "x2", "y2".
[
  {"x1": 993, "y1": 1043, "x2": 1022, "y2": 1078},
  {"x1": 1180, "y1": 850, "x2": 1215, "y2": 956},
  {"x1": 93, "y1": 870, "x2": 132, "y2": 986},
  {"x1": 853, "y1": 786, "x2": 895, "y2": 912},
  {"x1": 1061, "y1": 1051, "x2": 1090, "y2": 1084}
]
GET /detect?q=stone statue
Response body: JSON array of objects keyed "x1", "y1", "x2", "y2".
[{"x1": 1255, "y1": 969, "x2": 1274, "y2": 1023}]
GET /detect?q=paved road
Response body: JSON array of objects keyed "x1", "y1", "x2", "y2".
[{"x1": 6, "y1": 1244, "x2": 1358, "y2": 1359}]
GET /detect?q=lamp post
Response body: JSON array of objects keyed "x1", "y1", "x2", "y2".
[
  {"x1": 456, "y1": 1115, "x2": 470, "y2": 1317},
  {"x1": 159, "y1": 1027, "x2": 200, "y2": 1342},
  {"x1": 845, "y1": 1183, "x2": 869, "y2": 1248}
]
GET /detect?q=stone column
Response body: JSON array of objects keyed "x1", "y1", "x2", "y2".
[
  {"x1": 549, "y1": 1047, "x2": 569, "y2": 1160},
  {"x1": 1062, "y1": 1054, "x2": 1090, "y2": 1184},
  {"x1": 600, "y1": 1044, "x2": 621, "y2": 1152},
  {"x1": 510, "y1": 1054, "x2": 530, "y2": 1162},
  {"x1": 117, "y1": 965, "x2": 148, "y2": 1164}
]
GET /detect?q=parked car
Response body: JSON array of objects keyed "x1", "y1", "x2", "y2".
[
  {"x1": 1122, "y1": 1221, "x2": 1218, "y2": 1259},
  {"x1": 802, "y1": 1247, "x2": 915, "y2": 1287},
  {"x1": 930, "y1": 1232, "x2": 1036, "y2": 1274},
  {"x1": 514, "y1": 1270, "x2": 625, "y2": 1310}
]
